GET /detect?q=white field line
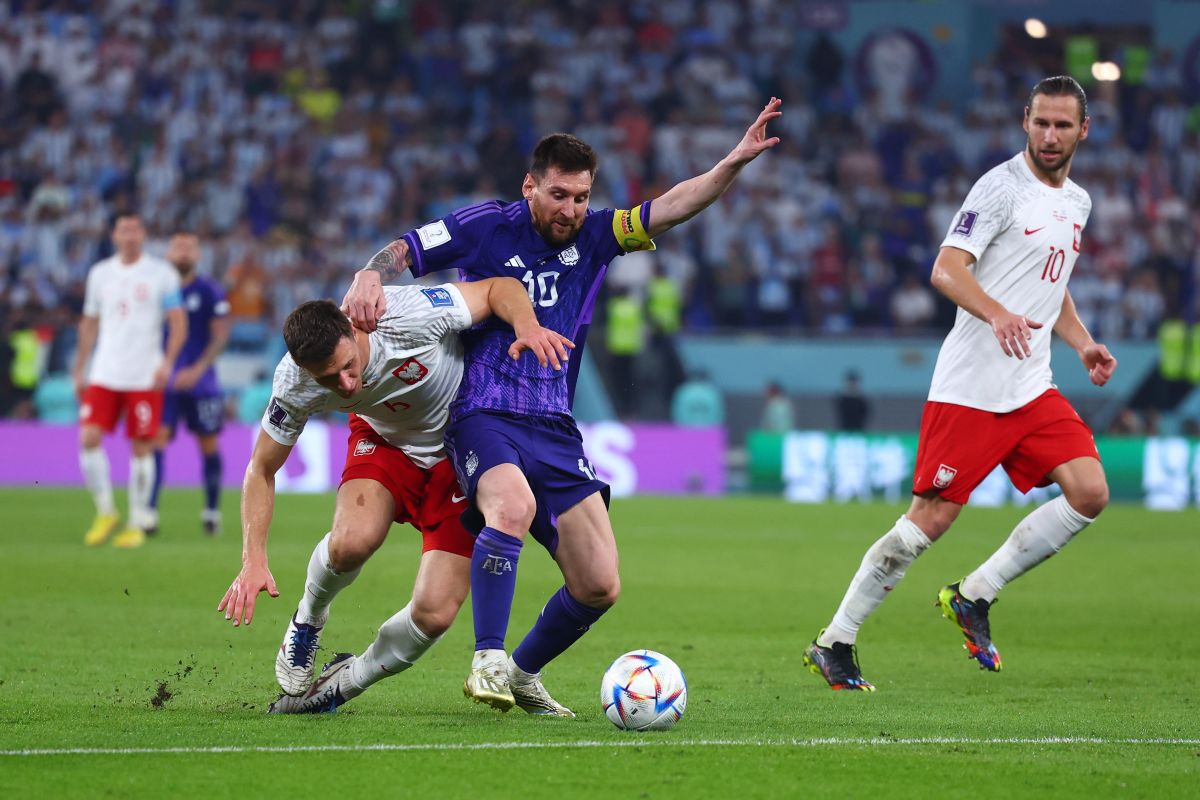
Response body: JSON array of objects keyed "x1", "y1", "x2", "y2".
[{"x1": 3, "y1": 737, "x2": 1199, "y2": 757}]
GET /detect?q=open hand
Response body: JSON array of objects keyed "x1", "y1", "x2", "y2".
[
  {"x1": 991, "y1": 310, "x2": 1042, "y2": 359},
  {"x1": 217, "y1": 562, "x2": 279, "y2": 627},
  {"x1": 728, "y1": 97, "x2": 782, "y2": 167},
  {"x1": 509, "y1": 325, "x2": 575, "y2": 370}
]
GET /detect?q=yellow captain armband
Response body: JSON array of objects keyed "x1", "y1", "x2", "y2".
[{"x1": 612, "y1": 206, "x2": 656, "y2": 253}]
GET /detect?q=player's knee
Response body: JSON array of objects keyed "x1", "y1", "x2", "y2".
[
  {"x1": 410, "y1": 600, "x2": 458, "y2": 638},
  {"x1": 575, "y1": 576, "x2": 620, "y2": 609},
  {"x1": 327, "y1": 531, "x2": 383, "y2": 572},
  {"x1": 79, "y1": 426, "x2": 103, "y2": 449},
  {"x1": 485, "y1": 494, "x2": 536, "y2": 535},
  {"x1": 1066, "y1": 480, "x2": 1109, "y2": 519}
]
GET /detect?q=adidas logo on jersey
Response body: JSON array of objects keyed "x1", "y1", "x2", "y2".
[{"x1": 505, "y1": 255, "x2": 527, "y2": 270}]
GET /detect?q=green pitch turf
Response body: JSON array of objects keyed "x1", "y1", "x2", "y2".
[{"x1": 1, "y1": 488, "x2": 1197, "y2": 798}]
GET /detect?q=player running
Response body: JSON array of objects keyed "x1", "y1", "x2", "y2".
[
  {"x1": 148, "y1": 231, "x2": 231, "y2": 536},
  {"x1": 342, "y1": 99, "x2": 781, "y2": 715},
  {"x1": 804, "y1": 76, "x2": 1117, "y2": 691},
  {"x1": 75, "y1": 212, "x2": 186, "y2": 549},
  {"x1": 217, "y1": 278, "x2": 571, "y2": 714}
]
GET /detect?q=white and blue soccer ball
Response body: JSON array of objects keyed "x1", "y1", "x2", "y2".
[{"x1": 600, "y1": 649, "x2": 688, "y2": 731}]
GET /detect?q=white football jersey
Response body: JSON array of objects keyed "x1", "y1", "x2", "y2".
[
  {"x1": 82, "y1": 254, "x2": 182, "y2": 391},
  {"x1": 262, "y1": 284, "x2": 472, "y2": 468},
  {"x1": 929, "y1": 152, "x2": 1092, "y2": 412}
]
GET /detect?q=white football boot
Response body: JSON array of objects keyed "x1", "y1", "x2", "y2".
[{"x1": 463, "y1": 648, "x2": 515, "y2": 711}]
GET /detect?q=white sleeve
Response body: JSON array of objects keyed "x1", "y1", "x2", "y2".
[
  {"x1": 259, "y1": 359, "x2": 315, "y2": 446},
  {"x1": 940, "y1": 168, "x2": 1015, "y2": 260},
  {"x1": 82, "y1": 264, "x2": 102, "y2": 317},
  {"x1": 377, "y1": 284, "x2": 473, "y2": 347}
]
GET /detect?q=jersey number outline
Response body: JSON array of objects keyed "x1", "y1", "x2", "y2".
[
  {"x1": 1041, "y1": 246, "x2": 1066, "y2": 283},
  {"x1": 522, "y1": 270, "x2": 561, "y2": 308}
]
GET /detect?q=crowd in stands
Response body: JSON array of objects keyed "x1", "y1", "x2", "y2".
[{"x1": 2, "y1": 1, "x2": 1199, "y2": 418}]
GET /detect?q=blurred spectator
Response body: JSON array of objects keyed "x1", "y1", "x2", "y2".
[
  {"x1": 760, "y1": 380, "x2": 795, "y2": 433},
  {"x1": 890, "y1": 272, "x2": 937, "y2": 331},
  {"x1": 835, "y1": 370, "x2": 871, "y2": 432},
  {"x1": 604, "y1": 285, "x2": 645, "y2": 419},
  {"x1": 671, "y1": 369, "x2": 725, "y2": 427}
]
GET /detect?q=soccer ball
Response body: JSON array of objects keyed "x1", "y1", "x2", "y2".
[{"x1": 600, "y1": 650, "x2": 688, "y2": 731}]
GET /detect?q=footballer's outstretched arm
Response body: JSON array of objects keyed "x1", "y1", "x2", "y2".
[
  {"x1": 218, "y1": 428, "x2": 292, "y2": 626},
  {"x1": 454, "y1": 277, "x2": 576, "y2": 370},
  {"x1": 343, "y1": 239, "x2": 413, "y2": 332},
  {"x1": 645, "y1": 97, "x2": 782, "y2": 239},
  {"x1": 1054, "y1": 289, "x2": 1117, "y2": 386},
  {"x1": 930, "y1": 245, "x2": 1043, "y2": 360}
]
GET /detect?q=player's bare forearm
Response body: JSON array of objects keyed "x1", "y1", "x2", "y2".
[
  {"x1": 195, "y1": 318, "x2": 231, "y2": 373},
  {"x1": 163, "y1": 307, "x2": 188, "y2": 366},
  {"x1": 929, "y1": 248, "x2": 1005, "y2": 322},
  {"x1": 362, "y1": 238, "x2": 411, "y2": 282},
  {"x1": 1052, "y1": 290, "x2": 1093, "y2": 353},
  {"x1": 646, "y1": 97, "x2": 782, "y2": 238},
  {"x1": 239, "y1": 431, "x2": 291, "y2": 564},
  {"x1": 73, "y1": 316, "x2": 98, "y2": 372},
  {"x1": 485, "y1": 277, "x2": 540, "y2": 331}
]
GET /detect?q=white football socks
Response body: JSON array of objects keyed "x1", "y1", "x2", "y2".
[
  {"x1": 128, "y1": 453, "x2": 155, "y2": 529},
  {"x1": 347, "y1": 604, "x2": 438, "y2": 694},
  {"x1": 295, "y1": 533, "x2": 361, "y2": 626},
  {"x1": 960, "y1": 495, "x2": 1093, "y2": 603},
  {"x1": 80, "y1": 447, "x2": 115, "y2": 516},
  {"x1": 819, "y1": 515, "x2": 932, "y2": 647}
]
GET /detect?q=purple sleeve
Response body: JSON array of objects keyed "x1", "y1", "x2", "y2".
[{"x1": 401, "y1": 201, "x2": 503, "y2": 278}]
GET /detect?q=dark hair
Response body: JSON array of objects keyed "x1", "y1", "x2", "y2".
[
  {"x1": 283, "y1": 300, "x2": 352, "y2": 367},
  {"x1": 530, "y1": 133, "x2": 598, "y2": 179},
  {"x1": 111, "y1": 211, "x2": 141, "y2": 228},
  {"x1": 1027, "y1": 75, "x2": 1088, "y2": 122}
]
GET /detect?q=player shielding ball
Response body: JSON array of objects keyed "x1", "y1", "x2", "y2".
[
  {"x1": 343, "y1": 98, "x2": 781, "y2": 715},
  {"x1": 74, "y1": 213, "x2": 187, "y2": 549},
  {"x1": 148, "y1": 231, "x2": 231, "y2": 536},
  {"x1": 217, "y1": 279, "x2": 571, "y2": 713},
  {"x1": 804, "y1": 76, "x2": 1117, "y2": 691}
]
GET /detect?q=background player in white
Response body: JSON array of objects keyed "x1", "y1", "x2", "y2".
[
  {"x1": 218, "y1": 279, "x2": 572, "y2": 713},
  {"x1": 74, "y1": 213, "x2": 187, "y2": 549},
  {"x1": 804, "y1": 76, "x2": 1118, "y2": 691}
]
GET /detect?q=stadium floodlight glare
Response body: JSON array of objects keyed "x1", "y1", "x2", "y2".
[
  {"x1": 1024, "y1": 18, "x2": 1048, "y2": 39},
  {"x1": 1091, "y1": 61, "x2": 1121, "y2": 81}
]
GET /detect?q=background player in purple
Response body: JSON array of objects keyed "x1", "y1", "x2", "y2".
[
  {"x1": 344, "y1": 98, "x2": 782, "y2": 716},
  {"x1": 149, "y1": 231, "x2": 231, "y2": 536}
]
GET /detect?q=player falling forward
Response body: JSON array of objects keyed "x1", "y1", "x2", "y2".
[
  {"x1": 804, "y1": 76, "x2": 1117, "y2": 691},
  {"x1": 217, "y1": 279, "x2": 570, "y2": 713},
  {"x1": 75, "y1": 213, "x2": 186, "y2": 549},
  {"x1": 148, "y1": 231, "x2": 231, "y2": 536},
  {"x1": 343, "y1": 99, "x2": 781, "y2": 715}
]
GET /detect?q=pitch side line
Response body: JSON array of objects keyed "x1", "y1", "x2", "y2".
[{"x1": 3, "y1": 737, "x2": 1199, "y2": 757}]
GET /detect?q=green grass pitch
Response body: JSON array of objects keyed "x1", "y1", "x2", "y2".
[{"x1": 1, "y1": 488, "x2": 1197, "y2": 798}]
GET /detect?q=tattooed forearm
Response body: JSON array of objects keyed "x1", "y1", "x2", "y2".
[{"x1": 362, "y1": 239, "x2": 410, "y2": 281}]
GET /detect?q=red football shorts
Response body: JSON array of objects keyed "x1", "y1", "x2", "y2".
[
  {"x1": 340, "y1": 415, "x2": 473, "y2": 557},
  {"x1": 911, "y1": 389, "x2": 1100, "y2": 505},
  {"x1": 79, "y1": 385, "x2": 163, "y2": 440}
]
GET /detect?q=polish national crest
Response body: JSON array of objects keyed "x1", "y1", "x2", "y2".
[
  {"x1": 392, "y1": 357, "x2": 428, "y2": 385},
  {"x1": 354, "y1": 439, "x2": 377, "y2": 457},
  {"x1": 933, "y1": 464, "x2": 957, "y2": 489}
]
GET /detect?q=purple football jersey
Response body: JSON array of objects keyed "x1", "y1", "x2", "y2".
[
  {"x1": 403, "y1": 199, "x2": 651, "y2": 420},
  {"x1": 169, "y1": 276, "x2": 229, "y2": 396}
]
